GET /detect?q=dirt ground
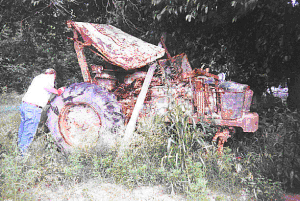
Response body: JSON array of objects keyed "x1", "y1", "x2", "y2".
[
  {"x1": 28, "y1": 178, "x2": 300, "y2": 201},
  {"x1": 28, "y1": 178, "x2": 252, "y2": 201},
  {"x1": 30, "y1": 179, "x2": 188, "y2": 201}
]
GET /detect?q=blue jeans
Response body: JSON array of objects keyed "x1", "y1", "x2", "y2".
[{"x1": 18, "y1": 102, "x2": 42, "y2": 155}]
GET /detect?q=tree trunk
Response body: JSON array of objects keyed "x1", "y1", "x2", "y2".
[
  {"x1": 287, "y1": 40, "x2": 300, "y2": 112},
  {"x1": 287, "y1": 73, "x2": 300, "y2": 111}
]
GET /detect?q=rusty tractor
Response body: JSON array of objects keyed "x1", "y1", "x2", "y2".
[{"x1": 46, "y1": 21, "x2": 259, "y2": 154}]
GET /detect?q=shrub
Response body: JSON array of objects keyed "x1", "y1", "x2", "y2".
[{"x1": 248, "y1": 105, "x2": 300, "y2": 191}]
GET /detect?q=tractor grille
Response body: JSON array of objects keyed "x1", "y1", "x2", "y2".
[
  {"x1": 194, "y1": 77, "x2": 215, "y2": 116},
  {"x1": 194, "y1": 82, "x2": 205, "y2": 115}
]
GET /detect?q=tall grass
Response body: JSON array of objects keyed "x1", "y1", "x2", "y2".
[{"x1": 0, "y1": 91, "x2": 289, "y2": 200}]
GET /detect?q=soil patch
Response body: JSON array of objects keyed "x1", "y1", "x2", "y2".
[{"x1": 30, "y1": 179, "x2": 187, "y2": 201}]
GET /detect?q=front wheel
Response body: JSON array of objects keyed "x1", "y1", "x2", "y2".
[{"x1": 46, "y1": 82, "x2": 124, "y2": 154}]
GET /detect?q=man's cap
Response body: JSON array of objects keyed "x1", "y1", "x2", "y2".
[{"x1": 45, "y1": 68, "x2": 56, "y2": 75}]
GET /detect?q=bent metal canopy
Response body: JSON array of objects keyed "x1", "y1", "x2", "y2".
[{"x1": 67, "y1": 21, "x2": 165, "y2": 70}]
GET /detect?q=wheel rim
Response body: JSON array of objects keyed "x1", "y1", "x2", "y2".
[{"x1": 58, "y1": 102, "x2": 102, "y2": 150}]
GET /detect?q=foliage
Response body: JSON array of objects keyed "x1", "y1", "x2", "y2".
[
  {"x1": 248, "y1": 96, "x2": 300, "y2": 191},
  {"x1": 150, "y1": 0, "x2": 258, "y2": 24}
]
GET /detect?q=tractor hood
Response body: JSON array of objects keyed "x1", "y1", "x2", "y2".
[{"x1": 67, "y1": 21, "x2": 165, "y2": 70}]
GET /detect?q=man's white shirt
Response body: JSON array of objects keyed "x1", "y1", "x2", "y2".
[{"x1": 22, "y1": 74, "x2": 55, "y2": 108}]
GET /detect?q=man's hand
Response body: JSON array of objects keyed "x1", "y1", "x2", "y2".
[{"x1": 57, "y1": 87, "x2": 66, "y2": 96}]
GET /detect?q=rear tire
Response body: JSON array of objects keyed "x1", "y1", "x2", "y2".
[{"x1": 46, "y1": 82, "x2": 124, "y2": 155}]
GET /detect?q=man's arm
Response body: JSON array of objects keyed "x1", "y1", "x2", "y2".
[
  {"x1": 45, "y1": 87, "x2": 59, "y2": 95},
  {"x1": 45, "y1": 86, "x2": 66, "y2": 95}
]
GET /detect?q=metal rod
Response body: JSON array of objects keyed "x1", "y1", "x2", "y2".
[
  {"x1": 73, "y1": 29, "x2": 92, "y2": 83},
  {"x1": 118, "y1": 62, "x2": 157, "y2": 156}
]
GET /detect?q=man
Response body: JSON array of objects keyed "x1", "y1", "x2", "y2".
[{"x1": 18, "y1": 68, "x2": 65, "y2": 155}]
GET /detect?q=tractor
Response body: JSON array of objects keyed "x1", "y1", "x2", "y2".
[{"x1": 46, "y1": 20, "x2": 259, "y2": 154}]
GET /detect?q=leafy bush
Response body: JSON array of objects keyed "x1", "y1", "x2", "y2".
[
  {"x1": 226, "y1": 95, "x2": 298, "y2": 199},
  {"x1": 248, "y1": 105, "x2": 300, "y2": 191}
]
